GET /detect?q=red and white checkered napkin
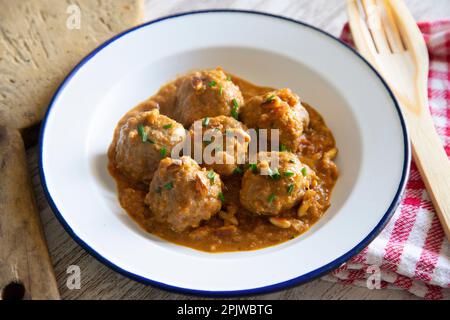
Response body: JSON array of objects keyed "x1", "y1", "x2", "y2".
[{"x1": 322, "y1": 21, "x2": 450, "y2": 300}]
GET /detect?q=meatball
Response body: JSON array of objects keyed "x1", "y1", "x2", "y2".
[
  {"x1": 240, "y1": 151, "x2": 316, "y2": 215},
  {"x1": 145, "y1": 156, "x2": 223, "y2": 232},
  {"x1": 114, "y1": 109, "x2": 186, "y2": 183},
  {"x1": 174, "y1": 67, "x2": 244, "y2": 127},
  {"x1": 189, "y1": 116, "x2": 250, "y2": 176},
  {"x1": 239, "y1": 88, "x2": 309, "y2": 152}
]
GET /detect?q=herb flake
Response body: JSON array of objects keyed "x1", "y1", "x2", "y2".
[
  {"x1": 231, "y1": 98, "x2": 239, "y2": 120},
  {"x1": 283, "y1": 170, "x2": 295, "y2": 177},
  {"x1": 233, "y1": 167, "x2": 243, "y2": 175},
  {"x1": 264, "y1": 94, "x2": 276, "y2": 103},
  {"x1": 287, "y1": 184, "x2": 294, "y2": 195},
  {"x1": 160, "y1": 147, "x2": 167, "y2": 158},
  {"x1": 207, "y1": 170, "x2": 216, "y2": 183},
  {"x1": 280, "y1": 144, "x2": 289, "y2": 152},
  {"x1": 137, "y1": 124, "x2": 148, "y2": 143},
  {"x1": 248, "y1": 163, "x2": 258, "y2": 173},
  {"x1": 268, "y1": 193, "x2": 276, "y2": 204},
  {"x1": 269, "y1": 168, "x2": 281, "y2": 180},
  {"x1": 301, "y1": 167, "x2": 308, "y2": 177},
  {"x1": 163, "y1": 182, "x2": 173, "y2": 190}
]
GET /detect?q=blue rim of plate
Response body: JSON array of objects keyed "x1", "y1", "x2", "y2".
[{"x1": 39, "y1": 9, "x2": 411, "y2": 297}]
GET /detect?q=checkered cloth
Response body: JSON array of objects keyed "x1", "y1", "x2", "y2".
[{"x1": 322, "y1": 21, "x2": 450, "y2": 300}]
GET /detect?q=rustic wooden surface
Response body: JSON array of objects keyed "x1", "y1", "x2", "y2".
[
  {"x1": 0, "y1": 0, "x2": 144, "y2": 130},
  {"x1": 0, "y1": 126, "x2": 59, "y2": 300},
  {"x1": 30, "y1": 0, "x2": 449, "y2": 300}
]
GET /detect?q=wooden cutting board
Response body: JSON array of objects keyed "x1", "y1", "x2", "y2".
[
  {"x1": 0, "y1": 126, "x2": 61, "y2": 300},
  {"x1": 0, "y1": 0, "x2": 144, "y2": 300},
  {"x1": 0, "y1": 0, "x2": 144, "y2": 129}
]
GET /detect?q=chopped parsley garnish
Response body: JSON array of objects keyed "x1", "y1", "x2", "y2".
[
  {"x1": 146, "y1": 139, "x2": 155, "y2": 144},
  {"x1": 232, "y1": 98, "x2": 239, "y2": 109},
  {"x1": 231, "y1": 98, "x2": 239, "y2": 120},
  {"x1": 160, "y1": 147, "x2": 167, "y2": 158},
  {"x1": 207, "y1": 170, "x2": 216, "y2": 183},
  {"x1": 202, "y1": 117, "x2": 210, "y2": 127},
  {"x1": 163, "y1": 181, "x2": 173, "y2": 190},
  {"x1": 269, "y1": 168, "x2": 281, "y2": 180},
  {"x1": 218, "y1": 192, "x2": 225, "y2": 202},
  {"x1": 163, "y1": 124, "x2": 172, "y2": 129},
  {"x1": 264, "y1": 94, "x2": 276, "y2": 103},
  {"x1": 208, "y1": 80, "x2": 217, "y2": 87},
  {"x1": 233, "y1": 167, "x2": 243, "y2": 175},
  {"x1": 137, "y1": 124, "x2": 148, "y2": 143},
  {"x1": 279, "y1": 144, "x2": 289, "y2": 152},
  {"x1": 156, "y1": 186, "x2": 162, "y2": 194},
  {"x1": 268, "y1": 193, "x2": 276, "y2": 204},
  {"x1": 231, "y1": 108, "x2": 239, "y2": 120},
  {"x1": 287, "y1": 184, "x2": 294, "y2": 195},
  {"x1": 248, "y1": 163, "x2": 258, "y2": 173},
  {"x1": 219, "y1": 84, "x2": 223, "y2": 96},
  {"x1": 301, "y1": 167, "x2": 308, "y2": 177},
  {"x1": 283, "y1": 170, "x2": 295, "y2": 177}
]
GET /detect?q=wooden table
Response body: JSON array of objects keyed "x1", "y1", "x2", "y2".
[{"x1": 31, "y1": 0, "x2": 449, "y2": 300}]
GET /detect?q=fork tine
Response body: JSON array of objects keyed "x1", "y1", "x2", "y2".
[
  {"x1": 347, "y1": 0, "x2": 378, "y2": 62},
  {"x1": 361, "y1": 0, "x2": 390, "y2": 53},
  {"x1": 387, "y1": 0, "x2": 428, "y2": 59},
  {"x1": 378, "y1": 0, "x2": 404, "y2": 52}
]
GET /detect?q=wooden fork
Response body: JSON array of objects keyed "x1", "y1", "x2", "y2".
[{"x1": 347, "y1": 0, "x2": 450, "y2": 240}]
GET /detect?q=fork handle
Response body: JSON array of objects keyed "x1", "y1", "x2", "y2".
[{"x1": 406, "y1": 108, "x2": 450, "y2": 241}]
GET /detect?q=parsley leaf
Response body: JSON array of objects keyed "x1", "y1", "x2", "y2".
[{"x1": 137, "y1": 124, "x2": 148, "y2": 143}]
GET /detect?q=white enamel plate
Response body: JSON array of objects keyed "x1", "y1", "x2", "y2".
[{"x1": 40, "y1": 10, "x2": 410, "y2": 295}]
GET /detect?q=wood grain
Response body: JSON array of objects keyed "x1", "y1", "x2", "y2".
[
  {"x1": 0, "y1": 0, "x2": 144, "y2": 129},
  {"x1": 0, "y1": 126, "x2": 59, "y2": 300},
  {"x1": 389, "y1": 0, "x2": 450, "y2": 242},
  {"x1": 27, "y1": 0, "x2": 449, "y2": 300}
]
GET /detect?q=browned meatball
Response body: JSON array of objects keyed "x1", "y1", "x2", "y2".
[
  {"x1": 239, "y1": 88, "x2": 309, "y2": 152},
  {"x1": 145, "y1": 156, "x2": 223, "y2": 232},
  {"x1": 174, "y1": 68, "x2": 244, "y2": 127},
  {"x1": 240, "y1": 151, "x2": 316, "y2": 215},
  {"x1": 188, "y1": 116, "x2": 250, "y2": 176},
  {"x1": 114, "y1": 109, "x2": 186, "y2": 183}
]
